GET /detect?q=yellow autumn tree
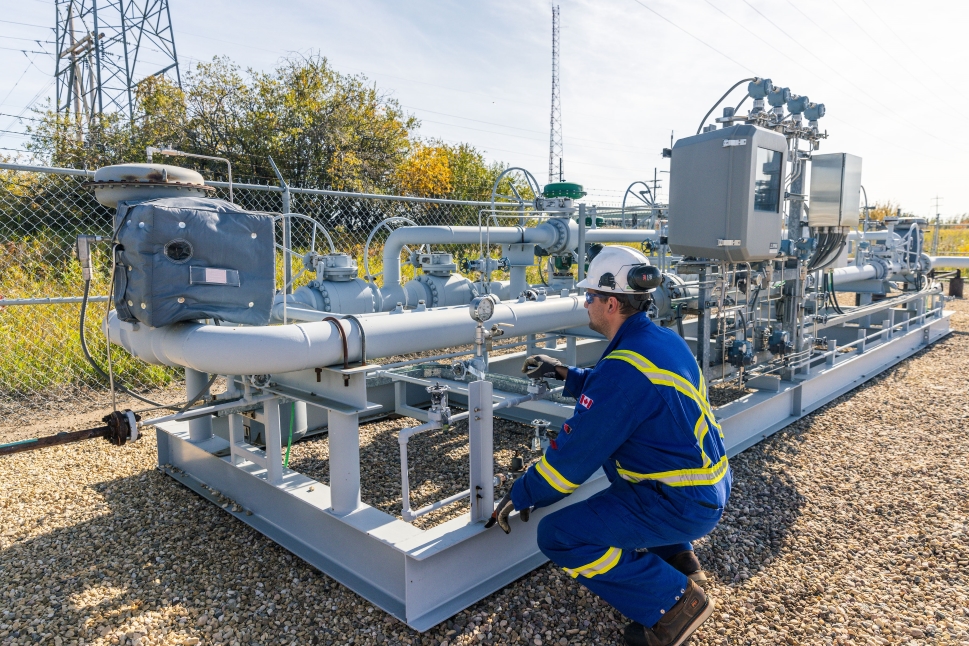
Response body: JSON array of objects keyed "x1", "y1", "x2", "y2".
[{"x1": 393, "y1": 141, "x2": 453, "y2": 198}]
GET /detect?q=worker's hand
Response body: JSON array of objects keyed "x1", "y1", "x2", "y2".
[
  {"x1": 522, "y1": 354, "x2": 563, "y2": 380},
  {"x1": 484, "y1": 491, "x2": 530, "y2": 534}
]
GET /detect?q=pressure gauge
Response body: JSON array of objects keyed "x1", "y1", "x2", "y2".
[{"x1": 469, "y1": 295, "x2": 495, "y2": 323}]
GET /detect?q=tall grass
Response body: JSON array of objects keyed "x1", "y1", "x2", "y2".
[{"x1": 0, "y1": 234, "x2": 177, "y2": 400}]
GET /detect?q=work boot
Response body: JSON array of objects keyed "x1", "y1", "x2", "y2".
[
  {"x1": 665, "y1": 550, "x2": 708, "y2": 588},
  {"x1": 623, "y1": 580, "x2": 714, "y2": 646}
]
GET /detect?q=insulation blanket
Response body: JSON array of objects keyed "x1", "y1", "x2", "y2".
[{"x1": 113, "y1": 197, "x2": 275, "y2": 327}]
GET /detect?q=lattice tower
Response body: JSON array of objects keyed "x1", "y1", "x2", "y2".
[{"x1": 54, "y1": 0, "x2": 181, "y2": 136}]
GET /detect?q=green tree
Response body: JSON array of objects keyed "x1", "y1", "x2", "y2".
[{"x1": 27, "y1": 55, "x2": 418, "y2": 192}]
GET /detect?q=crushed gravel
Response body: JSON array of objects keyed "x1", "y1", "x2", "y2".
[
  {"x1": 1, "y1": 298, "x2": 967, "y2": 646},
  {"x1": 286, "y1": 415, "x2": 542, "y2": 531}
]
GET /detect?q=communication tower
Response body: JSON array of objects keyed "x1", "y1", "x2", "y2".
[
  {"x1": 548, "y1": 5, "x2": 564, "y2": 183},
  {"x1": 54, "y1": 0, "x2": 181, "y2": 133}
]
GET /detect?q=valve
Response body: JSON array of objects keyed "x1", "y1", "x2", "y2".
[
  {"x1": 526, "y1": 378, "x2": 547, "y2": 395},
  {"x1": 726, "y1": 339, "x2": 755, "y2": 367},
  {"x1": 462, "y1": 257, "x2": 508, "y2": 274},
  {"x1": 768, "y1": 330, "x2": 794, "y2": 356},
  {"x1": 531, "y1": 419, "x2": 551, "y2": 452},
  {"x1": 426, "y1": 383, "x2": 451, "y2": 429}
]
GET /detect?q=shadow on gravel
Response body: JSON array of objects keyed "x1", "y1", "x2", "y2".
[{"x1": 0, "y1": 469, "x2": 317, "y2": 644}]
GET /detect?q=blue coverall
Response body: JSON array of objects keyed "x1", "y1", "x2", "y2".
[{"x1": 510, "y1": 311, "x2": 731, "y2": 628}]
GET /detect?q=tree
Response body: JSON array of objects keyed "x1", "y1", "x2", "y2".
[
  {"x1": 865, "y1": 200, "x2": 907, "y2": 222},
  {"x1": 24, "y1": 54, "x2": 530, "y2": 203},
  {"x1": 27, "y1": 54, "x2": 418, "y2": 192},
  {"x1": 393, "y1": 141, "x2": 453, "y2": 198}
]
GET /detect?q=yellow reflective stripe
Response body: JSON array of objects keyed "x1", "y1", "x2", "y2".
[
  {"x1": 564, "y1": 547, "x2": 623, "y2": 579},
  {"x1": 535, "y1": 455, "x2": 579, "y2": 494},
  {"x1": 606, "y1": 350, "x2": 721, "y2": 433},
  {"x1": 694, "y1": 414, "x2": 711, "y2": 468},
  {"x1": 617, "y1": 455, "x2": 729, "y2": 487},
  {"x1": 607, "y1": 350, "x2": 718, "y2": 425}
]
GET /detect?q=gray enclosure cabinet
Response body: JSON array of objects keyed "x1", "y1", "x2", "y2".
[{"x1": 668, "y1": 124, "x2": 788, "y2": 262}]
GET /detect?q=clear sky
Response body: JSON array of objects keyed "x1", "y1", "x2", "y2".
[{"x1": 1, "y1": 0, "x2": 966, "y2": 217}]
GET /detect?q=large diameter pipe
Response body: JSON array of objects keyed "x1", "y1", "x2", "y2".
[
  {"x1": 831, "y1": 260, "x2": 895, "y2": 285},
  {"x1": 584, "y1": 229, "x2": 658, "y2": 243},
  {"x1": 107, "y1": 296, "x2": 590, "y2": 376},
  {"x1": 831, "y1": 264, "x2": 879, "y2": 284},
  {"x1": 929, "y1": 256, "x2": 969, "y2": 270}
]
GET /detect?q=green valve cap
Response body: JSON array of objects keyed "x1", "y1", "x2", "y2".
[{"x1": 543, "y1": 181, "x2": 586, "y2": 199}]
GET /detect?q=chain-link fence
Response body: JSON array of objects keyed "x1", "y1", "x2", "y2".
[{"x1": 0, "y1": 163, "x2": 510, "y2": 428}]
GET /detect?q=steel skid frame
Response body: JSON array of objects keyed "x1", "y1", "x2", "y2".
[{"x1": 153, "y1": 297, "x2": 952, "y2": 631}]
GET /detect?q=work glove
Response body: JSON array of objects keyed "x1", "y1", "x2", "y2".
[
  {"x1": 484, "y1": 491, "x2": 530, "y2": 534},
  {"x1": 522, "y1": 354, "x2": 563, "y2": 380}
]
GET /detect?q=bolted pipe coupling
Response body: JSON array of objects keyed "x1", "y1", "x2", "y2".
[{"x1": 102, "y1": 410, "x2": 141, "y2": 446}]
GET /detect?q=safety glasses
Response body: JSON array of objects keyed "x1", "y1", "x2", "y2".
[{"x1": 584, "y1": 291, "x2": 612, "y2": 305}]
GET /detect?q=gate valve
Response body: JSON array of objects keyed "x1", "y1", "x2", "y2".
[
  {"x1": 531, "y1": 419, "x2": 551, "y2": 452},
  {"x1": 426, "y1": 383, "x2": 451, "y2": 429}
]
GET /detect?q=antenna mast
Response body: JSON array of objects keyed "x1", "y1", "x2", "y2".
[{"x1": 548, "y1": 4, "x2": 563, "y2": 184}]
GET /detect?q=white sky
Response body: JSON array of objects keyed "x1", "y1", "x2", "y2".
[{"x1": 1, "y1": 0, "x2": 966, "y2": 217}]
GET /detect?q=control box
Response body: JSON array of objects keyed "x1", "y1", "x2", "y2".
[
  {"x1": 808, "y1": 153, "x2": 862, "y2": 228},
  {"x1": 668, "y1": 124, "x2": 788, "y2": 262}
]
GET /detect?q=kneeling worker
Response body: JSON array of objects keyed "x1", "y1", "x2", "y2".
[{"x1": 486, "y1": 246, "x2": 730, "y2": 646}]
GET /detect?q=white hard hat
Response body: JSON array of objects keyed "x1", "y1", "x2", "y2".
[{"x1": 576, "y1": 245, "x2": 661, "y2": 294}]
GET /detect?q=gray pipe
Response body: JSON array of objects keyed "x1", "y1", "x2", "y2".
[
  {"x1": 107, "y1": 295, "x2": 590, "y2": 375},
  {"x1": 379, "y1": 224, "x2": 659, "y2": 305},
  {"x1": 929, "y1": 256, "x2": 969, "y2": 270},
  {"x1": 381, "y1": 225, "x2": 559, "y2": 294}
]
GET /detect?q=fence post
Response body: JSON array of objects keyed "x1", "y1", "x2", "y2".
[{"x1": 268, "y1": 156, "x2": 293, "y2": 294}]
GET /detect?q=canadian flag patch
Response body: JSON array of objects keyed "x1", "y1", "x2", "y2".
[{"x1": 579, "y1": 394, "x2": 593, "y2": 409}]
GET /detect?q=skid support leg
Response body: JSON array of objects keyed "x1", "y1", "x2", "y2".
[
  {"x1": 329, "y1": 410, "x2": 362, "y2": 515},
  {"x1": 469, "y1": 380, "x2": 494, "y2": 523}
]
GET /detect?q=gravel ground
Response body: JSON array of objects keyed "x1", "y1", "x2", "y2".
[
  {"x1": 1, "y1": 298, "x2": 967, "y2": 646},
  {"x1": 286, "y1": 415, "x2": 542, "y2": 531}
]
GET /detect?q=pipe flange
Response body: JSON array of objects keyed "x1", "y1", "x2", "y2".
[
  {"x1": 319, "y1": 283, "x2": 332, "y2": 311},
  {"x1": 542, "y1": 218, "x2": 572, "y2": 255},
  {"x1": 415, "y1": 275, "x2": 440, "y2": 307},
  {"x1": 870, "y1": 258, "x2": 891, "y2": 280},
  {"x1": 101, "y1": 410, "x2": 141, "y2": 446}
]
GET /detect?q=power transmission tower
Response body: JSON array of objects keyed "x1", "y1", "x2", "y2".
[
  {"x1": 548, "y1": 4, "x2": 563, "y2": 184},
  {"x1": 54, "y1": 0, "x2": 181, "y2": 136}
]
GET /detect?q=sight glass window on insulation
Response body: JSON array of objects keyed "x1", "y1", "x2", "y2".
[{"x1": 754, "y1": 147, "x2": 782, "y2": 213}]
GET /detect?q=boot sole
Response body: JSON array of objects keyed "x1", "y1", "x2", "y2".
[{"x1": 668, "y1": 596, "x2": 715, "y2": 646}]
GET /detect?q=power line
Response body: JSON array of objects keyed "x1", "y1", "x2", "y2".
[
  {"x1": 0, "y1": 46, "x2": 51, "y2": 55},
  {"x1": 828, "y1": 0, "x2": 969, "y2": 121},
  {"x1": 416, "y1": 117, "x2": 650, "y2": 155},
  {"x1": 0, "y1": 54, "x2": 38, "y2": 113},
  {"x1": 739, "y1": 0, "x2": 962, "y2": 150},
  {"x1": 626, "y1": 0, "x2": 755, "y2": 74},
  {"x1": 856, "y1": 0, "x2": 969, "y2": 101},
  {"x1": 697, "y1": 0, "x2": 954, "y2": 161},
  {"x1": 0, "y1": 112, "x2": 41, "y2": 121},
  {"x1": 0, "y1": 35, "x2": 55, "y2": 43},
  {"x1": 0, "y1": 18, "x2": 50, "y2": 29}
]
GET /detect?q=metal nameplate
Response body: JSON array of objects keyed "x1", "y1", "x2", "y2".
[
  {"x1": 722, "y1": 139, "x2": 747, "y2": 147},
  {"x1": 717, "y1": 239, "x2": 742, "y2": 246}
]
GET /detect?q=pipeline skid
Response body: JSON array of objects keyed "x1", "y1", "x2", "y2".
[{"x1": 79, "y1": 76, "x2": 955, "y2": 631}]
